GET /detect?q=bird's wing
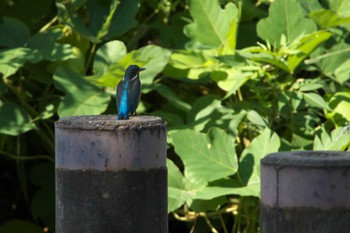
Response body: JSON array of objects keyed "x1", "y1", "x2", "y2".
[
  {"x1": 116, "y1": 80, "x2": 125, "y2": 112},
  {"x1": 128, "y1": 78, "x2": 141, "y2": 114}
]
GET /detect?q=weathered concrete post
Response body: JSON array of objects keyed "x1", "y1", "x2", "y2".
[
  {"x1": 55, "y1": 115, "x2": 167, "y2": 233},
  {"x1": 261, "y1": 151, "x2": 350, "y2": 233}
]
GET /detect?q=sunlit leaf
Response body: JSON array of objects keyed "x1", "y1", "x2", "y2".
[
  {"x1": 184, "y1": 0, "x2": 238, "y2": 49},
  {"x1": 53, "y1": 68, "x2": 110, "y2": 117},
  {"x1": 257, "y1": 0, "x2": 317, "y2": 47},
  {"x1": 172, "y1": 128, "x2": 238, "y2": 185},
  {"x1": 302, "y1": 92, "x2": 332, "y2": 111}
]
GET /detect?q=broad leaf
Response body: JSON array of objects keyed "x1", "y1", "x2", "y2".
[
  {"x1": 184, "y1": 0, "x2": 238, "y2": 49},
  {"x1": 326, "y1": 91, "x2": 350, "y2": 126},
  {"x1": 172, "y1": 128, "x2": 238, "y2": 184},
  {"x1": 0, "y1": 17, "x2": 30, "y2": 48},
  {"x1": 0, "y1": 48, "x2": 39, "y2": 78},
  {"x1": 257, "y1": 0, "x2": 317, "y2": 47},
  {"x1": 167, "y1": 159, "x2": 187, "y2": 212},
  {"x1": 302, "y1": 92, "x2": 332, "y2": 111},
  {"x1": 238, "y1": 128, "x2": 280, "y2": 185},
  {"x1": 53, "y1": 68, "x2": 110, "y2": 117},
  {"x1": 56, "y1": 0, "x2": 138, "y2": 43},
  {"x1": 93, "y1": 40, "x2": 127, "y2": 76},
  {"x1": 313, "y1": 126, "x2": 350, "y2": 151},
  {"x1": 287, "y1": 31, "x2": 332, "y2": 72},
  {"x1": 0, "y1": 101, "x2": 36, "y2": 136}
]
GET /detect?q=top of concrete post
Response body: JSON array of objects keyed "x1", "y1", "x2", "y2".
[
  {"x1": 55, "y1": 115, "x2": 166, "y2": 131},
  {"x1": 262, "y1": 151, "x2": 350, "y2": 168},
  {"x1": 55, "y1": 115, "x2": 167, "y2": 170}
]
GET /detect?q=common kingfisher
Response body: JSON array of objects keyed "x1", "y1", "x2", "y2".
[{"x1": 116, "y1": 65, "x2": 145, "y2": 120}]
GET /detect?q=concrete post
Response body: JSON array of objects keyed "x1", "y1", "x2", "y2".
[
  {"x1": 55, "y1": 115, "x2": 167, "y2": 233},
  {"x1": 261, "y1": 151, "x2": 350, "y2": 233}
]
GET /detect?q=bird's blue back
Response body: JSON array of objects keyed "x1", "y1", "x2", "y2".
[{"x1": 116, "y1": 65, "x2": 143, "y2": 120}]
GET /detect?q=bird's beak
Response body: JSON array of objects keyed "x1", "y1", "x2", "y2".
[{"x1": 139, "y1": 68, "x2": 146, "y2": 72}]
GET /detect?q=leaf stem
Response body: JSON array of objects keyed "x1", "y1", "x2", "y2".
[
  {"x1": 85, "y1": 42, "x2": 97, "y2": 74},
  {"x1": 0, "y1": 150, "x2": 54, "y2": 162}
]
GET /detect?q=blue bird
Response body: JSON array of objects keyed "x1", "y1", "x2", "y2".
[{"x1": 116, "y1": 65, "x2": 145, "y2": 120}]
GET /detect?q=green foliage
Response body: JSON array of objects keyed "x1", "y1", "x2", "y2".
[{"x1": 0, "y1": 0, "x2": 350, "y2": 232}]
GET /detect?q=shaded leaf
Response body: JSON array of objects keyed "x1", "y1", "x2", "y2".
[
  {"x1": 238, "y1": 128, "x2": 280, "y2": 185},
  {"x1": 0, "y1": 101, "x2": 36, "y2": 136},
  {"x1": 0, "y1": 17, "x2": 30, "y2": 48},
  {"x1": 53, "y1": 68, "x2": 110, "y2": 117}
]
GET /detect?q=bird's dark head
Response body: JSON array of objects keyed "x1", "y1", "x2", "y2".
[{"x1": 124, "y1": 65, "x2": 145, "y2": 80}]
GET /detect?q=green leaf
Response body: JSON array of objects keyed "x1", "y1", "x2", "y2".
[
  {"x1": 287, "y1": 31, "x2": 332, "y2": 72},
  {"x1": 96, "y1": 0, "x2": 119, "y2": 41},
  {"x1": 187, "y1": 95, "x2": 235, "y2": 132},
  {"x1": 0, "y1": 48, "x2": 39, "y2": 78},
  {"x1": 310, "y1": 10, "x2": 350, "y2": 28},
  {"x1": 106, "y1": 0, "x2": 139, "y2": 39},
  {"x1": 308, "y1": 42, "x2": 350, "y2": 84},
  {"x1": 172, "y1": 128, "x2": 238, "y2": 184},
  {"x1": 93, "y1": 40, "x2": 127, "y2": 76},
  {"x1": 313, "y1": 126, "x2": 350, "y2": 151},
  {"x1": 0, "y1": 220, "x2": 42, "y2": 233},
  {"x1": 167, "y1": 159, "x2": 187, "y2": 212},
  {"x1": 195, "y1": 179, "x2": 260, "y2": 199},
  {"x1": 56, "y1": 0, "x2": 138, "y2": 43},
  {"x1": 0, "y1": 17, "x2": 30, "y2": 48},
  {"x1": 257, "y1": 0, "x2": 317, "y2": 47},
  {"x1": 334, "y1": 59, "x2": 350, "y2": 84},
  {"x1": 53, "y1": 68, "x2": 110, "y2": 117},
  {"x1": 153, "y1": 84, "x2": 191, "y2": 112},
  {"x1": 211, "y1": 69, "x2": 252, "y2": 94},
  {"x1": 238, "y1": 128, "x2": 280, "y2": 185},
  {"x1": 137, "y1": 45, "x2": 172, "y2": 90},
  {"x1": 184, "y1": 0, "x2": 238, "y2": 49},
  {"x1": 26, "y1": 30, "x2": 75, "y2": 61},
  {"x1": 0, "y1": 101, "x2": 36, "y2": 136},
  {"x1": 302, "y1": 92, "x2": 332, "y2": 111},
  {"x1": 326, "y1": 91, "x2": 350, "y2": 126}
]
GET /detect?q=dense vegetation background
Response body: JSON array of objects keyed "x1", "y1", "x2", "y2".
[{"x1": 0, "y1": 0, "x2": 349, "y2": 232}]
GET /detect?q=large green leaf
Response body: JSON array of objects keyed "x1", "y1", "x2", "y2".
[
  {"x1": 53, "y1": 68, "x2": 110, "y2": 117},
  {"x1": 287, "y1": 31, "x2": 332, "y2": 72},
  {"x1": 326, "y1": 91, "x2": 350, "y2": 126},
  {"x1": 172, "y1": 128, "x2": 238, "y2": 184},
  {"x1": 302, "y1": 92, "x2": 332, "y2": 111},
  {"x1": 26, "y1": 29, "x2": 75, "y2": 61},
  {"x1": 167, "y1": 159, "x2": 188, "y2": 212},
  {"x1": 184, "y1": 0, "x2": 238, "y2": 49},
  {"x1": 0, "y1": 101, "x2": 36, "y2": 136},
  {"x1": 93, "y1": 40, "x2": 127, "y2": 76},
  {"x1": 56, "y1": 0, "x2": 138, "y2": 43},
  {"x1": 257, "y1": 0, "x2": 317, "y2": 47},
  {"x1": 238, "y1": 128, "x2": 280, "y2": 185},
  {"x1": 0, "y1": 17, "x2": 30, "y2": 48},
  {"x1": 309, "y1": 41, "x2": 350, "y2": 84},
  {"x1": 313, "y1": 126, "x2": 350, "y2": 151},
  {"x1": 195, "y1": 179, "x2": 260, "y2": 199},
  {"x1": 153, "y1": 84, "x2": 191, "y2": 112},
  {"x1": 0, "y1": 48, "x2": 39, "y2": 78}
]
